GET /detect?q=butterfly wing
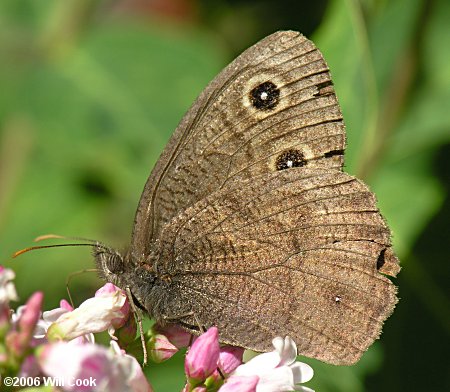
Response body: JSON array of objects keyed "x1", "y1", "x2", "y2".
[
  {"x1": 131, "y1": 31, "x2": 346, "y2": 256},
  {"x1": 130, "y1": 30, "x2": 399, "y2": 364},
  {"x1": 156, "y1": 167, "x2": 399, "y2": 365}
]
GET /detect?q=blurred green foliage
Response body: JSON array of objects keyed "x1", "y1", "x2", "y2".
[{"x1": 0, "y1": 0, "x2": 449, "y2": 391}]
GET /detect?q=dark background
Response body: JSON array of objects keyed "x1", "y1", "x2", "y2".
[{"x1": 1, "y1": 0, "x2": 449, "y2": 391}]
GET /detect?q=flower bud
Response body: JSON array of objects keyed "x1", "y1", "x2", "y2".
[
  {"x1": 147, "y1": 333, "x2": 178, "y2": 363},
  {"x1": 185, "y1": 327, "x2": 220, "y2": 383}
]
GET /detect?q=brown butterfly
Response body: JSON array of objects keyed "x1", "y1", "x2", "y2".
[{"x1": 95, "y1": 31, "x2": 400, "y2": 365}]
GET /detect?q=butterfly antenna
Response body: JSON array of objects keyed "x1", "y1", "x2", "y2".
[
  {"x1": 13, "y1": 234, "x2": 111, "y2": 258},
  {"x1": 66, "y1": 268, "x2": 98, "y2": 308},
  {"x1": 13, "y1": 235, "x2": 109, "y2": 306},
  {"x1": 34, "y1": 234, "x2": 101, "y2": 244},
  {"x1": 12, "y1": 243, "x2": 102, "y2": 258}
]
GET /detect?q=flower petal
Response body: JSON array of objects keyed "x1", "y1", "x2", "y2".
[
  {"x1": 232, "y1": 352, "x2": 281, "y2": 377},
  {"x1": 274, "y1": 336, "x2": 297, "y2": 366},
  {"x1": 220, "y1": 375, "x2": 259, "y2": 392},
  {"x1": 256, "y1": 366, "x2": 295, "y2": 392},
  {"x1": 219, "y1": 346, "x2": 244, "y2": 375},
  {"x1": 294, "y1": 387, "x2": 315, "y2": 392},
  {"x1": 111, "y1": 341, "x2": 153, "y2": 392},
  {"x1": 290, "y1": 362, "x2": 314, "y2": 384},
  {"x1": 153, "y1": 323, "x2": 192, "y2": 348},
  {"x1": 185, "y1": 327, "x2": 220, "y2": 382},
  {"x1": 0, "y1": 266, "x2": 18, "y2": 306},
  {"x1": 39, "y1": 341, "x2": 153, "y2": 392},
  {"x1": 231, "y1": 336, "x2": 314, "y2": 392},
  {"x1": 60, "y1": 299, "x2": 73, "y2": 311},
  {"x1": 95, "y1": 284, "x2": 130, "y2": 329},
  {"x1": 148, "y1": 333, "x2": 178, "y2": 363},
  {"x1": 47, "y1": 289, "x2": 127, "y2": 341}
]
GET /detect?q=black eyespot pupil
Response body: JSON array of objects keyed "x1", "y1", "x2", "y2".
[
  {"x1": 249, "y1": 81, "x2": 280, "y2": 110},
  {"x1": 276, "y1": 149, "x2": 306, "y2": 170}
]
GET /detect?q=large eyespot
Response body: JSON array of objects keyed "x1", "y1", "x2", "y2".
[
  {"x1": 275, "y1": 149, "x2": 306, "y2": 170},
  {"x1": 107, "y1": 254, "x2": 125, "y2": 274},
  {"x1": 249, "y1": 81, "x2": 280, "y2": 110}
]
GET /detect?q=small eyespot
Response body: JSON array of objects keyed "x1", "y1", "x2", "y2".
[
  {"x1": 275, "y1": 149, "x2": 306, "y2": 170},
  {"x1": 249, "y1": 81, "x2": 280, "y2": 110},
  {"x1": 335, "y1": 295, "x2": 342, "y2": 303}
]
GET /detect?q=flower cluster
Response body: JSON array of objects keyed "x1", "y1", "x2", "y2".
[
  {"x1": 0, "y1": 265, "x2": 314, "y2": 391},
  {"x1": 183, "y1": 327, "x2": 314, "y2": 392},
  {"x1": 0, "y1": 266, "x2": 152, "y2": 391}
]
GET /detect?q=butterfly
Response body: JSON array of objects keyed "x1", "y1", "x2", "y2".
[{"x1": 94, "y1": 30, "x2": 399, "y2": 365}]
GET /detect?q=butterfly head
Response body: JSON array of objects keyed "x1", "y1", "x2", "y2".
[
  {"x1": 93, "y1": 244, "x2": 163, "y2": 315},
  {"x1": 93, "y1": 245, "x2": 128, "y2": 286}
]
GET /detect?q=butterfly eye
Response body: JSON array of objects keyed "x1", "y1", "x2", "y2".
[
  {"x1": 275, "y1": 149, "x2": 306, "y2": 170},
  {"x1": 107, "y1": 254, "x2": 124, "y2": 274},
  {"x1": 249, "y1": 81, "x2": 280, "y2": 110}
]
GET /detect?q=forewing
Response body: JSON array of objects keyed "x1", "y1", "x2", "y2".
[
  {"x1": 131, "y1": 31, "x2": 345, "y2": 256},
  {"x1": 157, "y1": 168, "x2": 399, "y2": 365}
]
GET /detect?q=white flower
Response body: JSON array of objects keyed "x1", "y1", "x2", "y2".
[
  {"x1": 231, "y1": 336, "x2": 314, "y2": 392},
  {"x1": 47, "y1": 284, "x2": 129, "y2": 341},
  {"x1": 12, "y1": 299, "x2": 94, "y2": 345},
  {"x1": 0, "y1": 266, "x2": 19, "y2": 305}
]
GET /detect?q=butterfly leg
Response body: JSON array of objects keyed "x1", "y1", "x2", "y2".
[{"x1": 126, "y1": 286, "x2": 148, "y2": 365}]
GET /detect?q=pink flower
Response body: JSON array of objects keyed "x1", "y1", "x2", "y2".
[
  {"x1": 19, "y1": 298, "x2": 94, "y2": 346},
  {"x1": 219, "y1": 375, "x2": 259, "y2": 392},
  {"x1": 18, "y1": 292, "x2": 43, "y2": 338},
  {"x1": 47, "y1": 284, "x2": 129, "y2": 341},
  {"x1": 41, "y1": 299, "x2": 73, "y2": 324},
  {"x1": 95, "y1": 283, "x2": 130, "y2": 329},
  {"x1": 153, "y1": 323, "x2": 192, "y2": 348},
  {"x1": 147, "y1": 333, "x2": 178, "y2": 363},
  {"x1": 60, "y1": 299, "x2": 73, "y2": 311},
  {"x1": 185, "y1": 327, "x2": 220, "y2": 383},
  {"x1": 38, "y1": 341, "x2": 153, "y2": 392},
  {"x1": 201, "y1": 345, "x2": 245, "y2": 391},
  {"x1": 19, "y1": 355, "x2": 41, "y2": 377},
  {"x1": 34, "y1": 299, "x2": 73, "y2": 338},
  {"x1": 219, "y1": 346, "x2": 244, "y2": 375},
  {"x1": 231, "y1": 336, "x2": 314, "y2": 392},
  {"x1": 6, "y1": 291, "x2": 43, "y2": 357}
]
